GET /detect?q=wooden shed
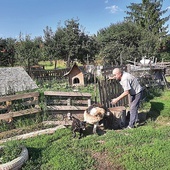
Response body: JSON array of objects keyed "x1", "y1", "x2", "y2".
[{"x1": 64, "y1": 63, "x2": 85, "y2": 86}]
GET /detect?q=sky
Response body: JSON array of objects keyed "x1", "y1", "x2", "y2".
[{"x1": 0, "y1": 0, "x2": 170, "y2": 39}]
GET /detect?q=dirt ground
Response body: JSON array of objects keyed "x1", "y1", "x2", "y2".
[{"x1": 91, "y1": 150, "x2": 125, "y2": 170}]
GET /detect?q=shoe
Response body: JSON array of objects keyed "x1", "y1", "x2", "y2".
[
  {"x1": 134, "y1": 120, "x2": 141, "y2": 128},
  {"x1": 124, "y1": 126, "x2": 133, "y2": 130},
  {"x1": 134, "y1": 122, "x2": 140, "y2": 128}
]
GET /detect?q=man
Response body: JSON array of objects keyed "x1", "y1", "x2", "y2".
[{"x1": 109, "y1": 68, "x2": 142, "y2": 129}]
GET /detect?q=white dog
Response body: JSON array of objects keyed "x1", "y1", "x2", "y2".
[{"x1": 84, "y1": 104, "x2": 107, "y2": 134}]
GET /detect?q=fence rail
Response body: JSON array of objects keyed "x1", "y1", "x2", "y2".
[
  {"x1": 0, "y1": 92, "x2": 41, "y2": 121},
  {"x1": 28, "y1": 68, "x2": 70, "y2": 80}
]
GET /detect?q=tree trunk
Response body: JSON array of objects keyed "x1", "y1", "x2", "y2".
[
  {"x1": 54, "y1": 60, "x2": 57, "y2": 69},
  {"x1": 67, "y1": 55, "x2": 71, "y2": 68}
]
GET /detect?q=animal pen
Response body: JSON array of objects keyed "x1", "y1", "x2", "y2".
[{"x1": 0, "y1": 62, "x2": 168, "y2": 124}]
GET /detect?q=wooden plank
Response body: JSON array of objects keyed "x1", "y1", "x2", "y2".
[
  {"x1": 0, "y1": 92, "x2": 39, "y2": 102},
  {"x1": 45, "y1": 99, "x2": 90, "y2": 105},
  {"x1": 44, "y1": 91, "x2": 91, "y2": 97},
  {"x1": 46, "y1": 100, "x2": 67, "y2": 105},
  {"x1": 46, "y1": 105, "x2": 87, "y2": 111},
  {"x1": 0, "y1": 107, "x2": 41, "y2": 120},
  {"x1": 73, "y1": 100, "x2": 89, "y2": 105}
]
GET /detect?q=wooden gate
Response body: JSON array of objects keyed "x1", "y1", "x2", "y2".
[{"x1": 98, "y1": 79, "x2": 129, "y2": 108}]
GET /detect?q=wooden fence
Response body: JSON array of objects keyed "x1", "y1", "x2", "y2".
[
  {"x1": 28, "y1": 68, "x2": 70, "y2": 80},
  {"x1": 0, "y1": 92, "x2": 41, "y2": 121},
  {"x1": 44, "y1": 91, "x2": 92, "y2": 115}
]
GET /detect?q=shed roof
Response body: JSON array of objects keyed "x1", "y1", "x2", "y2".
[{"x1": 0, "y1": 67, "x2": 38, "y2": 96}]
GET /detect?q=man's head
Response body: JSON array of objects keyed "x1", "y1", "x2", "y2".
[{"x1": 112, "y1": 68, "x2": 123, "y2": 80}]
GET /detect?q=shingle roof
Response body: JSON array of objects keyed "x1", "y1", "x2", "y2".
[
  {"x1": 64, "y1": 62, "x2": 85, "y2": 76},
  {"x1": 0, "y1": 67, "x2": 38, "y2": 96}
]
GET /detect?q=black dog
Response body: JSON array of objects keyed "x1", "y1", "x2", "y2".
[{"x1": 67, "y1": 113, "x2": 86, "y2": 139}]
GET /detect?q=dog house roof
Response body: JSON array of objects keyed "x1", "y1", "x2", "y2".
[{"x1": 63, "y1": 62, "x2": 85, "y2": 76}]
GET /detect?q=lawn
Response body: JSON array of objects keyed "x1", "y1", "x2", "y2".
[{"x1": 38, "y1": 60, "x2": 66, "y2": 70}]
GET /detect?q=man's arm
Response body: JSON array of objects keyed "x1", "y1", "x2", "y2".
[{"x1": 111, "y1": 90, "x2": 129, "y2": 104}]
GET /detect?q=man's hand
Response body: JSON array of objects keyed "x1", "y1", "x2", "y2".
[
  {"x1": 108, "y1": 76, "x2": 114, "y2": 80},
  {"x1": 111, "y1": 98, "x2": 118, "y2": 104},
  {"x1": 111, "y1": 91, "x2": 129, "y2": 104},
  {"x1": 108, "y1": 75, "x2": 116, "y2": 80}
]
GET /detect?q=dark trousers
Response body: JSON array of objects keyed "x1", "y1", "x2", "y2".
[{"x1": 129, "y1": 92, "x2": 142, "y2": 127}]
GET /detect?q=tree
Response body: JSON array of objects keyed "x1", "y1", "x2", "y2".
[
  {"x1": 78, "y1": 34, "x2": 99, "y2": 65},
  {"x1": 124, "y1": 0, "x2": 170, "y2": 61},
  {"x1": 60, "y1": 19, "x2": 83, "y2": 67},
  {"x1": 43, "y1": 26, "x2": 56, "y2": 66},
  {"x1": 0, "y1": 38, "x2": 16, "y2": 67},
  {"x1": 125, "y1": 0, "x2": 169, "y2": 34},
  {"x1": 53, "y1": 19, "x2": 99, "y2": 67},
  {"x1": 158, "y1": 35, "x2": 170, "y2": 61},
  {"x1": 96, "y1": 22, "x2": 142, "y2": 65},
  {"x1": 138, "y1": 28, "x2": 160, "y2": 57},
  {"x1": 15, "y1": 34, "x2": 44, "y2": 72},
  {"x1": 44, "y1": 19, "x2": 83, "y2": 68}
]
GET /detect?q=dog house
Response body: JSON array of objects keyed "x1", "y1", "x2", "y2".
[{"x1": 64, "y1": 63, "x2": 85, "y2": 86}]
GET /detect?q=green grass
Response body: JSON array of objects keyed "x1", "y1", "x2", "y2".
[
  {"x1": 1, "y1": 83, "x2": 170, "y2": 169},
  {"x1": 2, "y1": 124, "x2": 170, "y2": 170},
  {"x1": 38, "y1": 60, "x2": 55, "y2": 70},
  {"x1": 146, "y1": 89, "x2": 170, "y2": 120},
  {"x1": 38, "y1": 60, "x2": 66, "y2": 70},
  {"x1": 0, "y1": 141, "x2": 22, "y2": 163},
  {"x1": 38, "y1": 60, "x2": 83, "y2": 70}
]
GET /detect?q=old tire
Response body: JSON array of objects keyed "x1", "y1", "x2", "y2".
[{"x1": 0, "y1": 146, "x2": 28, "y2": 170}]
